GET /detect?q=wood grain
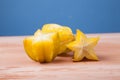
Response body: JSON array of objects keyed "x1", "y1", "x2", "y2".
[{"x1": 0, "y1": 33, "x2": 120, "y2": 80}]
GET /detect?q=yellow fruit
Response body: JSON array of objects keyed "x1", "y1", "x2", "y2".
[
  {"x1": 42, "y1": 24, "x2": 75, "y2": 54},
  {"x1": 67, "y1": 29, "x2": 99, "y2": 61},
  {"x1": 23, "y1": 30, "x2": 60, "y2": 63},
  {"x1": 23, "y1": 23, "x2": 100, "y2": 63}
]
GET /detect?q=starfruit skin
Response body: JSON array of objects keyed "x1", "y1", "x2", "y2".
[
  {"x1": 23, "y1": 31, "x2": 60, "y2": 63},
  {"x1": 42, "y1": 24, "x2": 75, "y2": 54},
  {"x1": 23, "y1": 36, "x2": 36, "y2": 61}
]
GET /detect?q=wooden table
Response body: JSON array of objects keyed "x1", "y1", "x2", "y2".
[{"x1": 0, "y1": 33, "x2": 120, "y2": 80}]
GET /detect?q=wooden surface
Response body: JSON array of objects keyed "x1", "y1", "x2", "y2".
[{"x1": 0, "y1": 33, "x2": 120, "y2": 80}]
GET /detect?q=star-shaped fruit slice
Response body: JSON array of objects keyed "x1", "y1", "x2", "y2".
[{"x1": 67, "y1": 29, "x2": 100, "y2": 61}]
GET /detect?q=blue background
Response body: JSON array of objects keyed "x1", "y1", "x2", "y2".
[{"x1": 0, "y1": 0, "x2": 120, "y2": 36}]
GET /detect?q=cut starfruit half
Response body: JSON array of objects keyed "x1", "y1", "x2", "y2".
[{"x1": 23, "y1": 30, "x2": 60, "y2": 63}]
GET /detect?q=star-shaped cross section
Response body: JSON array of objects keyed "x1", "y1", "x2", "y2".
[{"x1": 67, "y1": 29, "x2": 100, "y2": 61}]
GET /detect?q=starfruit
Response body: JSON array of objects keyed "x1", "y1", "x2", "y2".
[
  {"x1": 23, "y1": 24, "x2": 100, "y2": 63},
  {"x1": 67, "y1": 29, "x2": 99, "y2": 61},
  {"x1": 23, "y1": 30, "x2": 60, "y2": 63},
  {"x1": 42, "y1": 24, "x2": 75, "y2": 54}
]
